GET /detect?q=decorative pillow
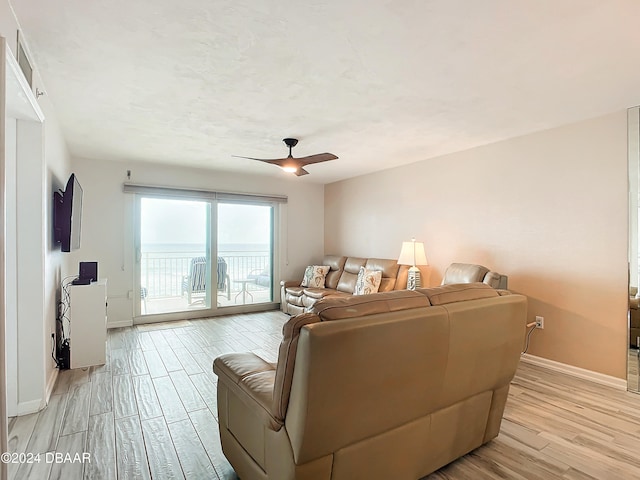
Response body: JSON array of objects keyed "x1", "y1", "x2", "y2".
[
  {"x1": 301, "y1": 265, "x2": 330, "y2": 288},
  {"x1": 354, "y1": 267, "x2": 382, "y2": 295}
]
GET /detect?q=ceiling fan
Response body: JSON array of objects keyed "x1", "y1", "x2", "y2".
[{"x1": 233, "y1": 138, "x2": 338, "y2": 176}]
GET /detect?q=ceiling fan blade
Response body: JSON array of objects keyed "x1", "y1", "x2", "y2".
[
  {"x1": 297, "y1": 153, "x2": 338, "y2": 165},
  {"x1": 262, "y1": 158, "x2": 297, "y2": 168},
  {"x1": 234, "y1": 155, "x2": 303, "y2": 174},
  {"x1": 232, "y1": 155, "x2": 288, "y2": 163}
]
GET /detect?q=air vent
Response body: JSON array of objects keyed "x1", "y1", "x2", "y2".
[{"x1": 16, "y1": 31, "x2": 33, "y2": 87}]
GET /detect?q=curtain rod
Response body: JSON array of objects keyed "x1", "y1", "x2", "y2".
[{"x1": 122, "y1": 182, "x2": 288, "y2": 203}]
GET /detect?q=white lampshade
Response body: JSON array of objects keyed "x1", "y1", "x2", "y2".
[
  {"x1": 398, "y1": 239, "x2": 428, "y2": 290},
  {"x1": 397, "y1": 239, "x2": 428, "y2": 267}
]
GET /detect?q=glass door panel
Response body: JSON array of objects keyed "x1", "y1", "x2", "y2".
[
  {"x1": 218, "y1": 203, "x2": 273, "y2": 306},
  {"x1": 139, "y1": 197, "x2": 211, "y2": 315}
]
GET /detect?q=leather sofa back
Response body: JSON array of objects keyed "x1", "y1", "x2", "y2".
[
  {"x1": 286, "y1": 306, "x2": 447, "y2": 464},
  {"x1": 312, "y1": 290, "x2": 429, "y2": 321},
  {"x1": 273, "y1": 283, "x2": 525, "y2": 465},
  {"x1": 417, "y1": 282, "x2": 500, "y2": 305},
  {"x1": 324, "y1": 255, "x2": 347, "y2": 290},
  {"x1": 272, "y1": 312, "x2": 321, "y2": 421},
  {"x1": 441, "y1": 262, "x2": 508, "y2": 289},
  {"x1": 483, "y1": 271, "x2": 508, "y2": 289},
  {"x1": 333, "y1": 256, "x2": 401, "y2": 294},
  {"x1": 272, "y1": 290, "x2": 428, "y2": 424},
  {"x1": 282, "y1": 285, "x2": 525, "y2": 464},
  {"x1": 365, "y1": 258, "x2": 401, "y2": 292},
  {"x1": 441, "y1": 263, "x2": 489, "y2": 283},
  {"x1": 336, "y1": 257, "x2": 367, "y2": 293}
]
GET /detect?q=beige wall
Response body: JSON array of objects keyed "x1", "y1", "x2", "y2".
[{"x1": 325, "y1": 111, "x2": 628, "y2": 379}]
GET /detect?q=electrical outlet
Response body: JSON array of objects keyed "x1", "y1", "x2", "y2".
[{"x1": 535, "y1": 316, "x2": 544, "y2": 329}]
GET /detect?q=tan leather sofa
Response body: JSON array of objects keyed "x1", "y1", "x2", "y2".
[
  {"x1": 213, "y1": 283, "x2": 527, "y2": 480},
  {"x1": 280, "y1": 255, "x2": 407, "y2": 315},
  {"x1": 441, "y1": 262, "x2": 508, "y2": 289}
]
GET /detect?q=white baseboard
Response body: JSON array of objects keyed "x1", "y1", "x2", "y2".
[
  {"x1": 15, "y1": 369, "x2": 59, "y2": 416},
  {"x1": 521, "y1": 354, "x2": 627, "y2": 390},
  {"x1": 17, "y1": 369, "x2": 60, "y2": 416},
  {"x1": 17, "y1": 399, "x2": 42, "y2": 416},
  {"x1": 45, "y1": 368, "x2": 59, "y2": 403},
  {"x1": 108, "y1": 319, "x2": 133, "y2": 329}
]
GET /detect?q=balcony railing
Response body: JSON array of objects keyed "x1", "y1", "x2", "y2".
[{"x1": 141, "y1": 250, "x2": 270, "y2": 299}]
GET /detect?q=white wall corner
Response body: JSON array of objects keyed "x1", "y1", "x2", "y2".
[{"x1": 17, "y1": 398, "x2": 43, "y2": 416}]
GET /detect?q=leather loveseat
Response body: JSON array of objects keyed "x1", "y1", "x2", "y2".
[
  {"x1": 280, "y1": 255, "x2": 407, "y2": 315},
  {"x1": 213, "y1": 283, "x2": 527, "y2": 480}
]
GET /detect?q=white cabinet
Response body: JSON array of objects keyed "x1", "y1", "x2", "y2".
[{"x1": 69, "y1": 279, "x2": 107, "y2": 369}]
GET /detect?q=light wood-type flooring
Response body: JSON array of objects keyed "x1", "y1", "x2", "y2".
[{"x1": 7, "y1": 310, "x2": 640, "y2": 479}]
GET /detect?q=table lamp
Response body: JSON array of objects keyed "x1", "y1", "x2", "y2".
[{"x1": 398, "y1": 238, "x2": 428, "y2": 290}]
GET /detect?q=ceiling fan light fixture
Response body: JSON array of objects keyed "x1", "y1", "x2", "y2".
[{"x1": 232, "y1": 138, "x2": 338, "y2": 177}]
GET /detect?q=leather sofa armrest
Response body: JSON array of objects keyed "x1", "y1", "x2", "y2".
[
  {"x1": 281, "y1": 280, "x2": 303, "y2": 313},
  {"x1": 484, "y1": 271, "x2": 508, "y2": 289},
  {"x1": 213, "y1": 353, "x2": 282, "y2": 431}
]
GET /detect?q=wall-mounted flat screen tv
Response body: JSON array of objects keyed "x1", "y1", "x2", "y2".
[{"x1": 54, "y1": 173, "x2": 83, "y2": 252}]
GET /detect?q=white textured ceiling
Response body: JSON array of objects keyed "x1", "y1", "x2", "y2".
[{"x1": 10, "y1": 0, "x2": 640, "y2": 184}]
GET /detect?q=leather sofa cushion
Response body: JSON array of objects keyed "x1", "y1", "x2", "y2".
[
  {"x1": 312, "y1": 290, "x2": 430, "y2": 321},
  {"x1": 365, "y1": 258, "x2": 401, "y2": 292},
  {"x1": 483, "y1": 271, "x2": 503, "y2": 289},
  {"x1": 285, "y1": 289, "x2": 306, "y2": 308},
  {"x1": 417, "y1": 282, "x2": 498, "y2": 306},
  {"x1": 441, "y1": 263, "x2": 489, "y2": 284},
  {"x1": 213, "y1": 352, "x2": 280, "y2": 431},
  {"x1": 303, "y1": 287, "x2": 338, "y2": 300},
  {"x1": 303, "y1": 290, "x2": 350, "y2": 310},
  {"x1": 285, "y1": 286, "x2": 304, "y2": 297},
  {"x1": 336, "y1": 257, "x2": 367, "y2": 293},
  {"x1": 324, "y1": 255, "x2": 347, "y2": 290}
]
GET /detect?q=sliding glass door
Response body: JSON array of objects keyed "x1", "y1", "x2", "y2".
[
  {"x1": 218, "y1": 202, "x2": 273, "y2": 306},
  {"x1": 139, "y1": 197, "x2": 212, "y2": 315},
  {"x1": 134, "y1": 193, "x2": 276, "y2": 320}
]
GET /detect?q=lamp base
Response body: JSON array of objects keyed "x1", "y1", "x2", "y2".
[{"x1": 407, "y1": 266, "x2": 422, "y2": 290}]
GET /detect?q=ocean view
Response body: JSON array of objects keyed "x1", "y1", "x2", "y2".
[
  {"x1": 140, "y1": 243, "x2": 271, "y2": 298},
  {"x1": 142, "y1": 243, "x2": 270, "y2": 255}
]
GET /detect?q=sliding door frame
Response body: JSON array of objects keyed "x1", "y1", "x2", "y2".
[
  {"x1": 132, "y1": 193, "x2": 216, "y2": 323},
  {"x1": 128, "y1": 185, "x2": 283, "y2": 324}
]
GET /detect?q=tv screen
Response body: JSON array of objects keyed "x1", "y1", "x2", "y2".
[{"x1": 54, "y1": 173, "x2": 83, "y2": 252}]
